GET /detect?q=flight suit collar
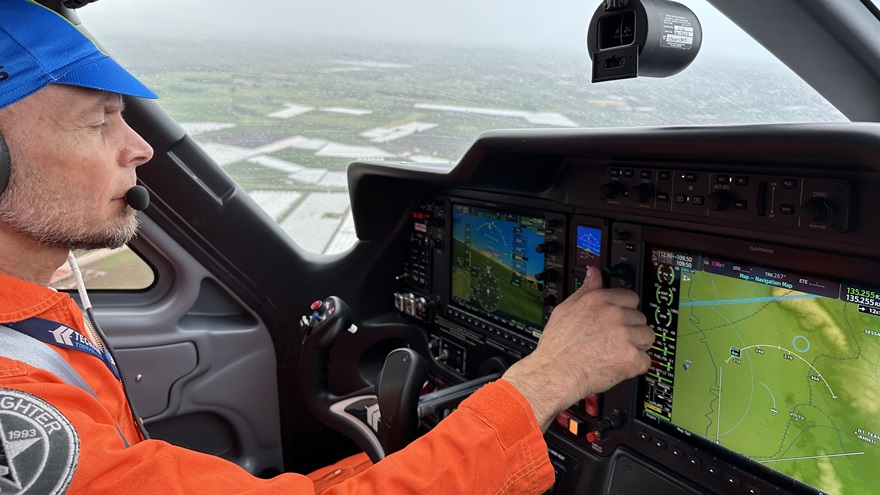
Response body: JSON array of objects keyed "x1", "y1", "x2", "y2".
[{"x1": 0, "y1": 271, "x2": 73, "y2": 324}]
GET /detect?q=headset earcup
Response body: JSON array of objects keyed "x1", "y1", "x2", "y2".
[{"x1": 0, "y1": 131, "x2": 9, "y2": 196}]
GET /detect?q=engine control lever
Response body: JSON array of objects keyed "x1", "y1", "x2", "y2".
[
  {"x1": 300, "y1": 296, "x2": 504, "y2": 463},
  {"x1": 417, "y1": 373, "x2": 501, "y2": 418},
  {"x1": 376, "y1": 348, "x2": 429, "y2": 456}
]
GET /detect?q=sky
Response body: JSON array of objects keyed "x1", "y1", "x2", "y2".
[{"x1": 77, "y1": 0, "x2": 775, "y2": 61}]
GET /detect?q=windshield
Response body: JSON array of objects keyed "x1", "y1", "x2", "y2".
[{"x1": 81, "y1": 0, "x2": 847, "y2": 254}]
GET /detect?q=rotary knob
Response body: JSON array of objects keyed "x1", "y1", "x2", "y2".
[
  {"x1": 599, "y1": 182, "x2": 626, "y2": 200},
  {"x1": 627, "y1": 184, "x2": 654, "y2": 203},
  {"x1": 536, "y1": 242, "x2": 559, "y2": 254},
  {"x1": 706, "y1": 191, "x2": 731, "y2": 211},
  {"x1": 802, "y1": 198, "x2": 832, "y2": 222}
]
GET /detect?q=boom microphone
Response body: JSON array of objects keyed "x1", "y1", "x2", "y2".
[{"x1": 125, "y1": 185, "x2": 150, "y2": 211}]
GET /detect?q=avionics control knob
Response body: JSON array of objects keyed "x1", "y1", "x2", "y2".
[
  {"x1": 536, "y1": 241, "x2": 559, "y2": 254},
  {"x1": 706, "y1": 190, "x2": 731, "y2": 211},
  {"x1": 600, "y1": 413, "x2": 623, "y2": 431},
  {"x1": 543, "y1": 294, "x2": 558, "y2": 306},
  {"x1": 428, "y1": 337, "x2": 441, "y2": 355},
  {"x1": 535, "y1": 269, "x2": 558, "y2": 282},
  {"x1": 627, "y1": 184, "x2": 654, "y2": 203},
  {"x1": 608, "y1": 263, "x2": 631, "y2": 279},
  {"x1": 599, "y1": 182, "x2": 626, "y2": 200},
  {"x1": 802, "y1": 198, "x2": 833, "y2": 222}
]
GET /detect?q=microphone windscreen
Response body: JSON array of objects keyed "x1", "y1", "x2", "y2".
[{"x1": 125, "y1": 185, "x2": 150, "y2": 211}]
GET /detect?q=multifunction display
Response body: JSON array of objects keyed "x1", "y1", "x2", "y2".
[
  {"x1": 642, "y1": 246, "x2": 880, "y2": 495},
  {"x1": 450, "y1": 204, "x2": 545, "y2": 336}
]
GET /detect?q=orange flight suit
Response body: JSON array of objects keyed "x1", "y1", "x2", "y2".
[{"x1": 0, "y1": 273, "x2": 554, "y2": 494}]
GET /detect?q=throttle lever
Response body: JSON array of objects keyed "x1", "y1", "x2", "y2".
[{"x1": 376, "y1": 348, "x2": 429, "y2": 456}]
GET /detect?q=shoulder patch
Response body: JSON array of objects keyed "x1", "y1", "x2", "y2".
[{"x1": 0, "y1": 389, "x2": 79, "y2": 494}]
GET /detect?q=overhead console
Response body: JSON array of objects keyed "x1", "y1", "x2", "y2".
[{"x1": 348, "y1": 123, "x2": 880, "y2": 495}]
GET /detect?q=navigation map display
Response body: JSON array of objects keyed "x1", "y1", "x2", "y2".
[
  {"x1": 450, "y1": 204, "x2": 545, "y2": 335},
  {"x1": 641, "y1": 245, "x2": 880, "y2": 495}
]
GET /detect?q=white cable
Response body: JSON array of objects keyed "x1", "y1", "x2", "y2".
[{"x1": 66, "y1": 250, "x2": 93, "y2": 310}]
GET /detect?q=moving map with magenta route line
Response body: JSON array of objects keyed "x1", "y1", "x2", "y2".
[{"x1": 642, "y1": 246, "x2": 880, "y2": 495}]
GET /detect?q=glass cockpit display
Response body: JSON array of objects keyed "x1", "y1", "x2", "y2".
[
  {"x1": 572, "y1": 225, "x2": 603, "y2": 290},
  {"x1": 450, "y1": 204, "x2": 545, "y2": 335},
  {"x1": 641, "y1": 245, "x2": 880, "y2": 495}
]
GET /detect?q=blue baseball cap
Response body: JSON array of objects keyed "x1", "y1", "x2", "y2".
[{"x1": 0, "y1": 0, "x2": 157, "y2": 110}]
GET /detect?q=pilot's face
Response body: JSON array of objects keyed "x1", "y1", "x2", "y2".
[{"x1": 0, "y1": 85, "x2": 153, "y2": 250}]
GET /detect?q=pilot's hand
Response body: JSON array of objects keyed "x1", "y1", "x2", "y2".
[{"x1": 502, "y1": 266, "x2": 654, "y2": 431}]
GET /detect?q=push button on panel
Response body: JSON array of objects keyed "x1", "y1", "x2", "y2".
[{"x1": 567, "y1": 417, "x2": 582, "y2": 436}]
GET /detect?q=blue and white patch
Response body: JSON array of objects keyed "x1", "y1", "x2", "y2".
[{"x1": 0, "y1": 389, "x2": 78, "y2": 494}]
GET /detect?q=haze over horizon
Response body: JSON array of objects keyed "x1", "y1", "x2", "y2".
[{"x1": 80, "y1": 0, "x2": 774, "y2": 62}]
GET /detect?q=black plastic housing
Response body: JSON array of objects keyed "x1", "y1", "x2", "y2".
[{"x1": 587, "y1": 0, "x2": 702, "y2": 82}]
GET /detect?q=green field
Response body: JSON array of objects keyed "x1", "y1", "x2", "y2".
[
  {"x1": 450, "y1": 238, "x2": 543, "y2": 328},
  {"x1": 672, "y1": 270, "x2": 880, "y2": 494}
]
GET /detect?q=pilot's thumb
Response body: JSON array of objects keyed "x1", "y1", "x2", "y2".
[{"x1": 580, "y1": 265, "x2": 604, "y2": 292}]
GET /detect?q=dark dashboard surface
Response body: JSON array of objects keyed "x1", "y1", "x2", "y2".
[{"x1": 343, "y1": 123, "x2": 880, "y2": 495}]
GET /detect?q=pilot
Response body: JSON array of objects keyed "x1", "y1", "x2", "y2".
[{"x1": 0, "y1": 1, "x2": 654, "y2": 494}]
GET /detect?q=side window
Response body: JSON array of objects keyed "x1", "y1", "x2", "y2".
[
  {"x1": 50, "y1": 246, "x2": 155, "y2": 291},
  {"x1": 82, "y1": 14, "x2": 386, "y2": 256}
]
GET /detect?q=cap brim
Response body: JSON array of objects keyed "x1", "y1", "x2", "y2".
[{"x1": 55, "y1": 55, "x2": 158, "y2": 100}]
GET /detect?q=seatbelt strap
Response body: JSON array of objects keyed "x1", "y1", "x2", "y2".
[{"x1": 0, "y1": 325, "x2": 131, "y2": 448}]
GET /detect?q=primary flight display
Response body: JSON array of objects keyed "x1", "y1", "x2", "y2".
[{"x1": 450, "y1": 204, "x2": 545, "y2": 335}]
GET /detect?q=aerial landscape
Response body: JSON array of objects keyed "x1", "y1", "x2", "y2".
[{"x1": 58, "y1": 33, "x2": 844, "y2": 288}]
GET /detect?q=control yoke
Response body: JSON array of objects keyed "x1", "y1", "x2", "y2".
[{"x1": 300, "y1": 296, "x2": 498, "y2": 462}]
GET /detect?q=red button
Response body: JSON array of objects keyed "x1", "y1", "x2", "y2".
[
  {"x1": 584, "y1": 394, "x2": 600, "y2": 417},
  {"x1": 555, "y1": 411, "x2": 573, "y2": 429},
  {"x1": 310, "y1": 300, "x2": 323, "y2": 310},
  {"x1": 586, "y1": 431, "x2": 601, "y2": 443}
]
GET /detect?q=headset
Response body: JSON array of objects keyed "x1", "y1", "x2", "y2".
[{"x1": 0, "y1": 131, "x2": 9, "y2": 196}]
